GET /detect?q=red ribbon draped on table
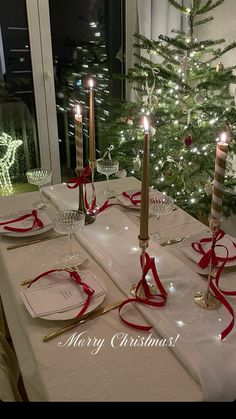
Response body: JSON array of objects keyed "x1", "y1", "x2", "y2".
[
  {"x1": 28, "y1": 268, "x2": 94, "y2": 318},
  {"x1": 192, "y1": 230, "x2": 236, "y2": 340},
  {"x1": 122, "y1": 191, "x2": 141, "y2": 206},
  {"x1": 118, "y1": 252, "x2": 167, "y2": 331},
  {"x1": 67, "y1": 169, "x2": 141, "y2": 216},
  {"x1": 67, "y1": 166, "x2": 97, "y2": 214},
  {"x1": 0, "y1": 210, "x2": 43, "y2": 232}
]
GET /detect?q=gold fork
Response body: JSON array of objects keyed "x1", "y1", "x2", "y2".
[{"x1": 20, "y1": 258, "x2": 89, "y2": 286}]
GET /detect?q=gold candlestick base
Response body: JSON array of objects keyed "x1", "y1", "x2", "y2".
[
  {"x1": 130, "y1": 282, "x2": 157, "y2": 298},
  {"x1": 194, "y1": 290, "x2": 221, "y2": 310},
  {"x1": 84, "y1": 213, "x2": 96, "y2": 225},
  {"x1": 76, "y1": 170, "x2": 96, "y2": 225}
]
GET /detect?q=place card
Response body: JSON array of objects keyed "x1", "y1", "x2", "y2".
[{"x1": 21, "y1": 271, "x2": 106, "y2": 318}]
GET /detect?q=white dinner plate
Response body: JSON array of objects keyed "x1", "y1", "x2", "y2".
[
  {"x1": 22, "y1": 270, "x2": 107, "y2": 321},
  {"x1": 0, "y1": 210, "x2": 53, "y2": 237}
]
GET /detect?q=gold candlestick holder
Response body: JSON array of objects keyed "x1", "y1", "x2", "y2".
[
  {"x1": 130, "y1": 237, "x2": 158, "y2": 298},
  {"x1": 194, "y1": 216, "x2": 221, "y2": 310},
  {"x1": 76, "y1": 169, "x2": 95, "y2": 225},
  {"x1": 88, "y1": 160, "x2": 98, "y2": 214}
]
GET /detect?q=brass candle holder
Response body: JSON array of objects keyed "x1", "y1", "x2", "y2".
[
  {"x1": 88, "y1": 160, "x2": 97, "y2": 215},
  {"x1": 76, "y1": 169, "x2": 95, "y2": 225},
  {"x1": 130, "y1": 237, "x2": 158, "y2": 298},
  {"x1": 194, "y1": 217, "x2": 221, "y2": 310}
]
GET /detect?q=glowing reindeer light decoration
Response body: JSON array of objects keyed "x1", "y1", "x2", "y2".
[{"x1": 0, "y1": 133, "x2": 23, "y2": 195}]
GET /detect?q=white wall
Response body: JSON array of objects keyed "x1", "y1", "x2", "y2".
[{"x1": 194, "y1": 0, "x2": 236, "y2": 68}]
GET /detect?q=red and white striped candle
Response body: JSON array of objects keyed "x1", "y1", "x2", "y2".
[
  {"x1": 89, "y1": 79, "x2": 95, "y2": 162},
  {"x1": 75, "y1": 105, "x2": 83, "y2": 174},
  {"x1": 211, "y1": 133, "x2": 229, "y2": 220}
]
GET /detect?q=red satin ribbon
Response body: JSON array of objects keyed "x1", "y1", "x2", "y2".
[
  {"x1": 90, "y1": 191, "x2": 142, "y2": 216},
  {"x1": 192, "y1": 230, "x2": 236, "y2": 340},
  {"x1": 28, "y1": 268, "x2": 94, "y2": 318},
  {"x1": 67, "y1": 166, "x2": 97, "y2": 215},
  {"x1": 67, "y1": 166, "x2": 91, "y2": 189},
  {"x1": 0, "y1": 210, "x2": 43, "y2": 233},
  {"x1": 122, "y1": 191, "x2": 141, "y2": 206},
  {"x1": 119, "y1": 252, "x2": 167, "y2": 331},
  {"x1": 192, "y1": 230, "x2": 236, "y2": 268}
]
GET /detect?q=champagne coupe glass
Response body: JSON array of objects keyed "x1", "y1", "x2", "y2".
[
  {"x1": 26, "y1": 168, "x2": 52, "y2": 210},
  {"x1": 97, "y1": 159, "x2": 119, "y2": 198},
  {"x1": 51, "y1": 210, "x2": 85, "y2": 267},
  {"x1": 149, "y1": 195, "x2": 174, "y2": 242}
]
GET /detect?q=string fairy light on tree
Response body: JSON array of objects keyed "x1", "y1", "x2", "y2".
[{"x1": 101, "y1": 0, "x2": 236, "y2": 220}]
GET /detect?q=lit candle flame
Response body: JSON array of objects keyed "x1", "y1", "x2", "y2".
[
  {"x1": 143, "y1": 117, "x2": 149, "y2": 134},
  {"x1": 75, "y1": 105, "x2": 81, "y2": 116},
  {"x1": 220, "y1": 132, "x2": 227, "y2": 145},
  {"x1": 89, "y1": 79, "x2": 94, "y2": 89}
]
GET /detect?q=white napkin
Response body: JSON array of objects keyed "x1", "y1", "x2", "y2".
[{"x1": 181, "y1": 232, "x2": 236, "y2": 268}]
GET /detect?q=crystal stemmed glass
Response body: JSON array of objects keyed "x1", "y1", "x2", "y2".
[
  {"x1": 51, "y1": 210, "x2": 85, "y2": 267},
  {"x1": 97, "y1": 159, "x2": 119, "y2": 198},
  {"x1": 26, "y1": 169, "x2": 52, "y2": 210},
  {"x1": 149, "y1": 195, "x2": 174, "y2": 242}
]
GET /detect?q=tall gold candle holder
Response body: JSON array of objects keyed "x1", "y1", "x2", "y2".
[
  {"x1": 88, "y1": 160, "x2": 97, "y2": 215},
  {"x1": 130, "y1": 237, "x2": 158, "y2": 297},
  {"x1": 194, "y1": 132, "x2": 229, "y2": 310},
  {"x1": 75, "y1": 169, "x2": 95, "y2": 225},
  {"x1": 194, "y1": 218, "x2": 221, "y2": 310},
  {"x1": 130, "y1": 117, "x2": 157, "y2": 298}
]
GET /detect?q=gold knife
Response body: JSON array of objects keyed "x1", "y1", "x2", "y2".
[
  {"x1": 6, "y1": 234, "x2": 65, "y2": 250},
  {"x1": 43, "y1": 300, "x2": 123, "y2": 342}
]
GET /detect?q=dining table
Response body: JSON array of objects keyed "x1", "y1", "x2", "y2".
[{"x1": 0, "y1": 176, "x2": 236, "y2": 402}]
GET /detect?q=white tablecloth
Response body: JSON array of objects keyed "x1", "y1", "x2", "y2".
[{"x1": 0, "y1": 176, "x2": 228, "y2": 401}]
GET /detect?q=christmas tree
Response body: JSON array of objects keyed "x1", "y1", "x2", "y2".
[{"x1": 103, "y1": 0, "x2": 236, "y2": 220}]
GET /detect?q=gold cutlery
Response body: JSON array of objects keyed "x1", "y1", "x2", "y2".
[
  {"x1": 21, "y1": 259, "x2": 89, "y2": 286},
  {"x1": 43, "y1": 300, "x2": 123, "y2": 342},
  {"x1": 6, "y1": 234, "x2": 65, "y2": 250},
  {"x1": 160, "y1": 236, "x2": 189, "y2": 246}
]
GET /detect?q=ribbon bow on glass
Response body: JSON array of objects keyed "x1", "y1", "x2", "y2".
[
  {"x1": 192, "y1": 230, "x2": 236, "y2": 340},
  {"x1": 119, "y1": 252, "x2": 167, "y2": 331},
  {"x1": 122, "y1": 191, "x2": 141, "y2": 206},
  {"x1": 102, "y1": 145, "x2": 114, "y2": 161},
  {"x1": 0, "y1": 210, "x2": 43, "y2": 233},
  {"x1": 28, "y1": 268, "x2": 94, "y2": 318}
]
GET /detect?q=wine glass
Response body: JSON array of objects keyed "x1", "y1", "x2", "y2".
[
  {"x1": 26, "y1": 168, "x2": 52, "y2": 209},
  {"x1": 97, "y1": 159, "x2": 119, "y2": 198},
  {"x1": 51, "y1": 210, "x2": 85, "y2": 267},
  {"x1": 149, "y1": 195, "x2": 174, "y2": 242}
]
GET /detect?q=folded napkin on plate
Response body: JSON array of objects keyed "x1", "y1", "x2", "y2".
[
  {"x1": 117, "y1": 188, "x2": 162, "y2": 207},
  {"x1": 181, "y1": 232, "x2": 236, "y2": 269},
  {"x1": 0, "y1": 210, "x2": 43, "y2": 233},
  {"x1": 119, "y1": 190, "x2": 141, "y2": 206}
]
